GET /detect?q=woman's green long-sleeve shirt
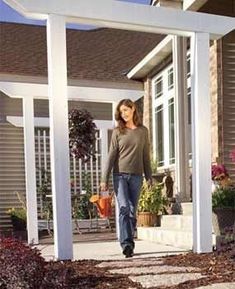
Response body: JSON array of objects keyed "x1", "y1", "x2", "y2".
[{"x1": 102, "y1": 125, "x2": 152, "y2": 183}]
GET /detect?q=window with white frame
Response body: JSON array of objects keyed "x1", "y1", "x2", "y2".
[{"x1": 152, "y1": 56, "x2": 192, "y2": 169}]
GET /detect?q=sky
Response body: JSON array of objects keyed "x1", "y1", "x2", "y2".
[{"x1": 0, "y1": 0, "x2": 151, "y2": 29}]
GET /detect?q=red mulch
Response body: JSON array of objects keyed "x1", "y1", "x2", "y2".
[{"x1": 53, "y1": 243, "x2": 235, "y2": 289}]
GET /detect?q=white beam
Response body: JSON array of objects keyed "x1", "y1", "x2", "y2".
[
  {"x1": 22, "y1": 97, "x2": 39, "y2": 245},
  {"x1": 47, "y1": 15, "x2": 73, "y2": 260},
  {"x1": 0, "y1": 82, "x2": 143, "y2": 102},
  {"x1": 172, "y1": 36, "x2": 190, "y2": 201},
  {"x1": 3, "y1": 0, "x2": 235, "y2": 39},
  {"x1": 190, "y1": 32, "x2": 212, "y2": 253},
  {"x1": 7, "y1": 116, "x2": 113, "y2": 130}
]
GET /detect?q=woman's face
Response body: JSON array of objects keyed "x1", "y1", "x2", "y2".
[{"x1": 119, "y1": 104, "x2": 135, "y2": 123}]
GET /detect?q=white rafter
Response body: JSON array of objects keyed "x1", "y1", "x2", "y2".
[{"x1": 3, "y1": 0, "x2": 235, "y2": 39}]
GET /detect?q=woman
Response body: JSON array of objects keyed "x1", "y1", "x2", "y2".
[{"x1": 100, "y1": 99, "x2": 152, "y2": 258}]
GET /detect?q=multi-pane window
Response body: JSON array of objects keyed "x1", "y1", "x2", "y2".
[
  {"x1": 152, "y1": 57, "x2": 192, "y2": 168},
  {"x1": 168, "y1": 67, "x2": 174, "y2": 90},
  {"x1": 168, "y1": 98, "x2": 175, "y2": 164},
  {"x1": 155, "y1": 105, "x2": 164, "y2": 166},
  {"x1": 187, "y1": 53, "x2": 191, "y2": 77},
  {"x1": 154, "y1": 76, "x2": 163, "y2": 98}
]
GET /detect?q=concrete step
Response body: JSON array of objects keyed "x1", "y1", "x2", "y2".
[
  {"x1": 161, "y1": 215, "x2": 192, "y2": 231},
  {"x1": 181, "y1": 202, "x2": 193, "y2": 216},
  {"x1": 137, "y1": 227, "x2": 192, "y2": 249},
  {"x1": 137, "y1": 226, "x2": 216, "y2": 250}
]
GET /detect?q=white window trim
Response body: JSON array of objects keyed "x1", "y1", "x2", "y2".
[
  {"x1": 152, "y1": 52, "x2": 192, "y2": 170},
  {"x1": 152, "y1": 64, "x2": 175, "y2": 169}
]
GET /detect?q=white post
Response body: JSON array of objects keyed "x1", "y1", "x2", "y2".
[
  {"x1": 172, "y1": 36, "x2": 190, "y2": 201},
  {"x1": 112, "y1": 101, "x2": 120, "y2": 240},
  {"x1": 22, "y1": 97, "x2": 39, "y2": 245},
  {"x1": 47, "y1": 15, "x2": 73, "y2": 260},
  {"x1": 100, "y1": 129, "x2": 108, "y2": 173},
  {"x1": 190, "y1": 32, "x2": 212, "y2": 253}
]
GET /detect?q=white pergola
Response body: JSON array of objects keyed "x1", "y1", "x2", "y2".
[{"x1": 2, "y1": 0, "x2": 235, "y2": 260}]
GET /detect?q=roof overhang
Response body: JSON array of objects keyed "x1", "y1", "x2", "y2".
[
  {"x1": 3, "y1": 0, "x2": 235, "y2": 40},
  {"x1": 183, "y1": 0, "x2": 208, "y2": 11},
  {"x1": 127, "y1": 35, "x2": 172, "y2": 79}
]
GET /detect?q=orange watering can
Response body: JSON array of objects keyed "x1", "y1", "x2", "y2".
[{"x1": 90, "y1": 192, "x2": 113, "y2": 218}]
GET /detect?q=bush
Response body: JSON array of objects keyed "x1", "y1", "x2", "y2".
[
  {"x1": 42, "y1": 262, "x2": 74, "y2": 289},
  {"x1": 138, "y1": 181, "x2": 168, "y2": 214},
  {"x1": 0, "y1": 238, "x2": 45, "y2": 289},
  {"x1": 0, "y1": 238, "x2": 75, "y2": 289},
  {"x1": 212, "y1": 186, "x2": 235, "y2": 209}
]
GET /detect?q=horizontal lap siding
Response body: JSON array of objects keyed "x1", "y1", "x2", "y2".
[
  {"x1": 0, "y1": 123, "x2": 26, "y2": 229},
  {"x1": 222, "y1": 30, "x2": 235, "y2": 180}
]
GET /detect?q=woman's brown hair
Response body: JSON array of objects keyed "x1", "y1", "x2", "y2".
[{"x1": 115, "y1": 99, "x2": 142, "y2": 133}]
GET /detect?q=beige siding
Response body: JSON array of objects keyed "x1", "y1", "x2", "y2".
[
  {"x1": 222, "y1": 30, "x2": 235, "y2": 180},
  {"x1": 0, "y1": 123, "x2": 26, "y2": 229},
  {"x1": 0, "y1": 91, "x2": 23, "y2": 117}
]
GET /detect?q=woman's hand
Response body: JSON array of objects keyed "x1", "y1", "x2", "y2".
[
  {"x1": 147, "y1": 178, "x2": 153, "y2": 188},
  {"x1": 100, "y1": 182, "x2": 108, "y2": 192}
]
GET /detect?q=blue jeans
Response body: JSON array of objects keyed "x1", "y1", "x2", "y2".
[{"x1": 113, "y1": 173, "x2": 143, "y2": 250}]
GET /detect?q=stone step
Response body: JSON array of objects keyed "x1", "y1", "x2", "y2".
[
  {"x1": 137, "y1": 227, "x2": 192, "y2": 249},
  {"x1": 161, "y1": 215, "x2": 192, "y2": 231},
  {"x1": 181, "y1": 202, "x2": 193, "y2": 216},
  {"x1": 137, "y1": 227, "x2": 216, "y2": 250}
]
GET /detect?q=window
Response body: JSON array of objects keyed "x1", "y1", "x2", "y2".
[
  {"x1": 187, "y1": 53, "x2": 190, "y2": 77},
  {"x1": 168, "y1": 67, "x2": 174, "y2": 90},
  {"x1": 152, "y1": 64, "x2": 175, "y2": 167},
  {"x1": 155, "y1": 105, "x2": 164, "y2": 166},
  {"x1": 154, "y1": 76, "x2": 163, "y2": 99},
  {"x1": 152, "y1": 57, "x2": 192, "y2": 168},
  {"x1": 168, "y1": 98, "x2": 175, "y2": 164}
]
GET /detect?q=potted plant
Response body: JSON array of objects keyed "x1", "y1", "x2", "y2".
[
  {"x1": 8, "y1": 207, "x2": 27, "y2": 231},
  {"x1": 137, "y1": 181, "x2": 168, "y2": 227},
  {"x1": 7, "y1": 192, "x2": 27, "y2": 232},
  {"x1": 212, "y1": 186, "x2": 235, "y2": 236}
]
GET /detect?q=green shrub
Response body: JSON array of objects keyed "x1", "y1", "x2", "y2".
[
  {"x1": 138, "y1": 181, "x2": 168, "y2": 214},
  {"x1": 212, "y1": 187, "x2": 235, "y2": 209}
]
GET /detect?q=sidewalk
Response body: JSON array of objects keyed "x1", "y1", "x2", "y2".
[{"x1": 37, "y1": 239, "x2": 235, "y2": 289}]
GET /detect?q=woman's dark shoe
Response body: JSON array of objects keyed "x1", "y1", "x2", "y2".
[{"x1": 123, "y1": 245, "x2": 133, "y2": 258}]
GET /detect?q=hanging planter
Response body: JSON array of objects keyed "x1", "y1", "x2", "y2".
[{"x1": 69, "y1": 109, "x2": 97, "y2": 162}]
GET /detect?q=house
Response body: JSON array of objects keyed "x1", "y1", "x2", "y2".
[
  {"x1": 129, "y1": 0, "x2": 235, "y2": 201},
  {"x1": 0, "y1": 22, "x2": 163, "y2": 230},
  {"x1": 0, "y1": 0, "x2": 234, "y2": 255}
]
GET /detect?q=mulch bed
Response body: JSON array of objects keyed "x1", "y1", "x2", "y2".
[{"x1": 54, "y1": 243, "x2": 235, "y2": 289}]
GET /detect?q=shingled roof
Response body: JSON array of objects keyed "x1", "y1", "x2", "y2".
[{"x1": 0, "y1": 22, "x2": 163, "y2": 84}]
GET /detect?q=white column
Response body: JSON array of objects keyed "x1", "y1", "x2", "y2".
[
  {"x1": 47, "y1": 15, "x2": 73, "y2": 260},
  {"x1": 190, "y1": 32, "x2": 212, "y2": 253},
  {"x1": 22, "y1": 97, "x2": 39, "y2": 245},
  {"x1": 112, "y1": 101, "x2": 120, "y2": 240},
  {"x1": 100, "y1": 129, "x2": 108, "y2": 173},
  {"x1": 172, "y1": 36, "x2": 190, "y2": 201}
]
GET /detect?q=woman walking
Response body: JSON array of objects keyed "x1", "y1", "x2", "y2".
[{"x1": 100, "y1": 99, "x2": 152, "y2": 258}]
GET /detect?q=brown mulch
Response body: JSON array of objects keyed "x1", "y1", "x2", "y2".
[{"x1": 55, "y1": 244, "x2": 235, "y2": 289}]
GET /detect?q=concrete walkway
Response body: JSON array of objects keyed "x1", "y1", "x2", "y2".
[
  {"x1": 36, "y1": 240, "x2": 235, "y2": 289},
  {"x1": 37, "y1": 239, "x2": 188, "y2": 261}
]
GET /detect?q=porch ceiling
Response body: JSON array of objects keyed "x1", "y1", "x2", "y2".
[{"x1": 4, "y1": 0, "x2": 235, "y2": 39}]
